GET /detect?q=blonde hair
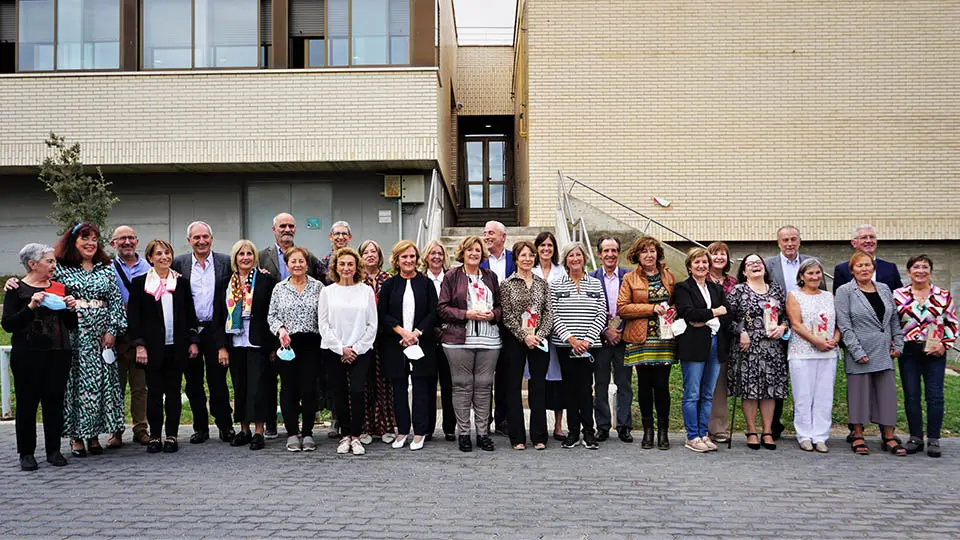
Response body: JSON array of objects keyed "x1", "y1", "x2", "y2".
[
  {"x1": 684, "y1": 247, "x2": 710, "y2": 272},
  {"x1": 229, "y1": 239, "x2": 260, "y2": 273},
  {"x1": 419, "y1": 240, "x2": 448, "y2": 273},
  {"x1": 455, "y1": 236, "x2": 488, "y2": 264},
  {"x1": 329, "y1": 247, "x2": 365, "y2": 284},
  {"x1": 559, "y1": 241, "x2": 587, "y2": 270},
  {"x1": 390, "y1": 240, "x2": 420, "y2": 274}
]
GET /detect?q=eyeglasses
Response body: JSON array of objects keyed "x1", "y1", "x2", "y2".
[
  {"x1": 112, "y1": 235, "x2": 137, "y2": 242},
  {"x1": 744, "y1": 260, "x2": 764, "y2": 267},
  {"x1": 331, "y1": 232, "x2": 350, "y2": 238}
]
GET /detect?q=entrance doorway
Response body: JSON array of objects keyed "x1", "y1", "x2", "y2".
[{"x1": 458, "y1": 116, "x2": 515, "y2": 226}]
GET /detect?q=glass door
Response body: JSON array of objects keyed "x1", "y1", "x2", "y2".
[{"x1": 463, "y1": 137, "x2": 509, "y2": 209}]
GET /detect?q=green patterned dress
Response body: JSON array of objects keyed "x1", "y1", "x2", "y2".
[{"x1": 58, "y1": 263, "x2": 127, "y2": 438}]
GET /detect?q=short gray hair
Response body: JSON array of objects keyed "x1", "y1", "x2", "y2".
[
  {"x1": 559, "y1": 241, "x2": 587, "y2": 270},
  {"x1": 776, "y1": 225, "x2": 800, "y2": 237},
  {"x1": 272, "y1": 213, "x2": 295, "y2": 228},
  {"x1": 852, "y1": 224, "x2": 877, "y2": 239},
  {"x1": 796, "y1": 258, "x2": 824, "y2": 287},
  {"x1": 186, "y1": 221, "x2": 214, "y2": 238},
  {"x1": 19, "y1": 243, "x2": 54, "y2": 272},
  {"x1": 484, "y1": 220, "x2": 506, "y2": 235},
  {"x1": 330, "y1": 220, "x2": 352, "y2": 235}
]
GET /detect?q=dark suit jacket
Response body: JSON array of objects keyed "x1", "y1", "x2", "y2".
[
  {"x1": 126, "y1": 274, "x2": 200, "y2": 368},
  {"x1": 832, "y1": 257, "x2": 903, "y2": 294},
  {"x1": 479, "y1": 249, "x2": 515, "y2": 280},
  {"x1": 171, "y1": 252, "x2": 232, "y2": 284},
  {"x1": 211, "y1": 270, "x2": 278, "y2": 350},
  {"x1": 258, "y1": 244, "x2": 320, "y2": 280},
  {"x1": 673, "y1": 277, "x2": 729, "y2": 363},
  {"x1": 378, "y1": 274, "x2": 438, "y2": 379},
  {"x1": 765, "y1": 253, "x2": 827, "y2": 294},
  {"x1": 589, "y1": 266, "x2": 629, "y2": 313}
]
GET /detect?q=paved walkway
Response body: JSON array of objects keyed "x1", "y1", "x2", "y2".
[{"x1": 1, "y1": 424, "x2": 958, "y2": 539}]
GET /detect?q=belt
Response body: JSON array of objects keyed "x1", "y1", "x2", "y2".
[{"x1": 76, "y1": 299, "x2": 105, "y2": 309}]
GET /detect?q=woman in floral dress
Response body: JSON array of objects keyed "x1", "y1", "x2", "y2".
[
  {"x1": 359, "y1": 240, "x2": 397, "y2": 443},
  {"x1": 57, "y1": 223, "x2": 127, "y2": 457}
]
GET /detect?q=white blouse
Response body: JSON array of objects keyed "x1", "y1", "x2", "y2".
[{"x1": 317, "y1": 283, "x2": 378, "y2": 355}]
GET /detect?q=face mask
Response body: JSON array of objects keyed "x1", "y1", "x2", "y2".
[
  {"x1": 276, "y1": 347, "x2": 296, "y2": 361},
  {"x1": 102, "y1": 348, "x2": 116, "y2": 365},
  {"x1": 40, "y1": 294, "x2": 68, "y2": 311}
]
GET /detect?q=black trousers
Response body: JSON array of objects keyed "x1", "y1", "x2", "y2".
[
  {"x1": 325, "y1": 350, "x2": 372, "y2": 438},
  {"x1": 557, "y1": 347, "x2": 596, "y2": 438},
  {"x1": 636, "y1": 364, "x2": 672, "y2": 420},
  {"x1": 184, "y1": 326, "x2": 233, "y2": 433},
  {"x1": 393, "y1": 375, "x2": 434, "y2": 436},
  {"x1": 493, "y1": 347, "x2": 509, "y2": 427},
  {"x1": 229, "y1": 347, "x2": 269, "y2": 425},
  {"x1": 263, "y1": 359, "x2": 279, "y2": 432},
  {"x1": 145, "y1": 346, "x2": 184, "y2": 439},
  {"x1": 427, "y1": 345, "x2": 455, "y2": 436},
  {"x1": 11, "y1": 349, "x2": 70, "y2": 455},
  {"x1": 504, "y1": 333, "x2": 549, "y2": 446},
  {"x1": 277, "y1": 334, "x2": 321, "y2": 437},
  {"x1": 773, "y1": 398, "x2": 785, "y2": 433}
]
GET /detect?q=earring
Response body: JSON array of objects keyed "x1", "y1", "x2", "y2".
[{"x1": 798, "y1": 279, "x2": 804, "y2": 287}]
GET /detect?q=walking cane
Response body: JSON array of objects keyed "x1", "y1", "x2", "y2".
[{"x1": 727, "y1": 393, "x2": 738, "y2": 450}]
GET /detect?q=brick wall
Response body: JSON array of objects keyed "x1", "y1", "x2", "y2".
[
  {"x1": 523, "y1": 1, "x2": 960, "y2": 242},
  {"x1": 457, "y1": 46, "x2": 515, "y2": 116}
]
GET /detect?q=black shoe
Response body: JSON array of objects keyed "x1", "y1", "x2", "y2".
[
  {"x1": 162, "y1": 438, "x2": 179, "y2": 453},
  {"x1": 619, "y1": 427, "x2": 635, "y2": 444},
  {"x1": 477, "y1": 435, "x2": 495, "y2": 451},
  {"x1": 46, "y1": 452, "x2": 68, "y2": 467},
  {"x1": 19, "y1": 455, "x2": 38, "y2": 471},
  {"x1": 494, "y1": 422, "x2": 508, "y2": 437},
  {"x1": 596, "y1": 429, "x2": 609, "y2": 442},
  {"x1": 146, "y1": 439, "x2": 163, "y2": 454},
  {"x1": 904, "y1": 437, "x2": 924, "y2": 454},
  {"x1": 249, "y1": 434, "x2": 265, "y2": 451},
  {"x1": 70, "y1": 439, "x2": 87, "y2": 458},
  {"x1": 657, "y1": 418, "x2": 671, "y2": 450},
  {"x1": 761, "y1": 433, "x2": 777, "y2": 450},
  {"x1": 190, "y1": 430, "x2": 210, "y2": 444},
  {"x1": 771, "y1": 423, "x2": 784, "y2": 441},
  {"x1": 845, "y1": 424, "x2": 855, "y2": 443},
  {"x1": 553, "y1": 432, "x2": 566, "y2": 442},
  {"x1": 424, "y1": 434, "x2": 433, "y2": 442},
  {"x1": 561, "y1": 434, "x2": 579, "y2": 449},
  {"x1": 219, "y1": 428, "x2": 236, "y2": 443},
  {"x1": 582, "y1": 432, "x2": 599, "y2": 450},
  {"x1": 745, "y1": 432, "x2": 761, "y2": 450},
  {"x1": 641, "y1": 417, "x2": 654, "y2": 448},
  {"x1": 264, "y1": 428, "x2": 279, "y2": 440},
  {"x1": 230, "y1": 431, "x2": 253, "y2": 447},
  {"x1": 458, "y1": 435, "x2": 473, "y2": 452},
  {"x1": 445, "y1": 433, "x2": 456, "y2": 442},
  {"x1": 87, "y1": 440, "x2": 103, "y2": 455}
]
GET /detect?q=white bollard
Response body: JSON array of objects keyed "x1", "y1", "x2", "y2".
[{"x1": 1, "y1": 346, "x2": 12, "y2": 418}]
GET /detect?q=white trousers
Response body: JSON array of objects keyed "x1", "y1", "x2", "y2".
[{"x1": 789, "y1": 357, "x2": 837, "y2": 443}]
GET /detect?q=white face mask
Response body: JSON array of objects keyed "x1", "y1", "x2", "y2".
[{"x1": 101, "y1": 348, "x2": 116, "y2": 365}]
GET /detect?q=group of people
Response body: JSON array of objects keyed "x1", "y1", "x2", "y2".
[{"x1": 4, "y1": 217, "x2": 956, "y2": 471}]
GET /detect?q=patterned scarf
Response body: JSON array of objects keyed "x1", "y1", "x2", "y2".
[
  {"x1": 226, "y1": 269, "x2": 257, "y2": 334},
  {"x1": 144, "y1": 268, "x2": 179, "y2": 301}
]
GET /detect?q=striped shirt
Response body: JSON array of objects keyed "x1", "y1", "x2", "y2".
[
  {"x1": 443, "y1": 272, "x2": 501, "y2": 350},
  {"x1": 550, "y1": 274, "x2": 607, "y2": 348}
]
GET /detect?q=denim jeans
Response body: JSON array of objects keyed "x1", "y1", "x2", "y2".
[
  {"x1": 680, "y1": 336, "x2": 720, "y2": 440},
  {"x1": 898, "y1": 342, "x2": 946, "y2": 439}
]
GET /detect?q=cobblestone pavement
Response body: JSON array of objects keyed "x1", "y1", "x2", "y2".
[{"x1": 1, "y1": 423, "x2": 959, "y2": 539}]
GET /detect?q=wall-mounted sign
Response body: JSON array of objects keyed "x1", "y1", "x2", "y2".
[
  {"x1": 384, "y1": 175, "x2": 402, "y2": 198},
  {"x1": 378, "y1": 210, "x2": 393, "y2": 224},
  {"x1": 305, "y1": 218, "x2": 322, "y2": 230}
]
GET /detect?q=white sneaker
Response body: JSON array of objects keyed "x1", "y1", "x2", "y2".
[
  {"x1": 359, "y1": 433, "x2": 373, "y2": 445},
  {"x1": 381, "y1": 432, "x2": 396, "y2": 444},
  {"x1": 301, "y1": 436, "x2": 316, "y2": 452},
  {"x1": 392, "y1": 434, "x2": 409, "y2": 449},
  {"x1": 337, "y1": 436, "x2": 351, "y2": 454},
  {"x1": 684, "y1": 437, "x2": 709, "y2": 453},
  {"x1": 701, "y1": 437, "x2": 718, "y2": 451},
  {"x1": 410, "y1": 435, "x2": 425, "y2": 451},
  {"x1": 286, "y1": 435, "x2": 302, "y2": 452},
  {"x1": 351, "y1": 438, "x2": 366, "y2": 455}
]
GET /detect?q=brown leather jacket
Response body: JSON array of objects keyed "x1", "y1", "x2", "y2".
[
  {"x1": 617, "y1": 266, "x2": 677, "y2": 345},
  {"x1": 436, "y1": 266, "x2": 502, "y2": 345}
]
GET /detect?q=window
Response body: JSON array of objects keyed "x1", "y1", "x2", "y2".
[
  {"x1": 289, "y1": 0, "x2": 325, "y2": 68},
  {"x1": 18, "y1": 0, "x2": 120, "y2": 72},
  {"x1": 18, "y1": 0, "x2": 54, "y2": 71},
  {"x1": 142, "y1": 0, "x2": 262, "y2": 69},
  {"x1": 296, "y1": 0, "x2": 407, "y2": 68},
  {"x1": 348, "y1": 0, "x2": 408, "y2": 65},
  {"x1": 1, "y1": 0, "x2": 18, "y2": 72}
]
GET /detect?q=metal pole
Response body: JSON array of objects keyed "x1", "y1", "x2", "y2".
[{"x1": 1, "y1": 346, "x2": 11, "y2": 418}]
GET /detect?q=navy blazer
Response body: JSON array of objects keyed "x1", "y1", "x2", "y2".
[
  {"x1": 479, "y1": 249, "x2": 515, "y2": 281},
  {"x1": 589, "y1": 266, "x2": 629, "y2": 315},
  {"x1": 210, "y1": 270, "x2": 278, "y2": 350},
  {"x1": 673, "y1": 277, "x2": 730, "y2": 363},
  {"x1": 832, "y1": 257, "x2": 903, "y2": 295},
  {"x1": 126, "y1": 274, "x2": 200, "y2": 368},
  {"x1": 171, "y1": 251, "x2": 232, "y2": 285},
  {"x1": 378, "y1": 274, "x2": 438, "y2": 379}
]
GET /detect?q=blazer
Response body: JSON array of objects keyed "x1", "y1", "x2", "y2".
[
  {"x1": 211, "y1": 270, "x2": 278, "y2": 350},
  {"x1": 673, "y1": 277, "x2": 730, "y2": 363},
  {"x1": 171, "y1": 251, "x2": 232, "y2": 284},
  {"x1": 437, "y1": 266, "x2": 502, "y2": 345},
  {"x1": 835, "y1": 280, "x2": 904, "y2": 375},
  {"x1": 590, "y1": 266, "x2": 629, "y2": 314},
  {"x1": 766, "y1": 253, "x2": 827, "y2": 294},
  {"x1": 479, "y1": 249, "x2": 515, "y2": 281},
  {"x1": 832, "y1": 257, "x2": 902, "y2": 295},
  {"x1": 616, "y1": 266, "x2": 677, "y2": 345},
  {"x1": 378, "y1": 273, "x2": 438, "y2": 378},
  {"x1": 126, "y1": 274, "x2": 200, "y2": 368},
  {"x1": 258, "y1": 244, "x2": 320, "y2": 280}
]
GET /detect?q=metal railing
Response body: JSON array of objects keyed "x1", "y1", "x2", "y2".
[
  {"x1": 557, "y1": 171, "x2": 597, "y2": 270},
  {"x1": 1, "y1": 346, "x2": 10, "y2": 418},
  {"x1": 415, "y1": 170, "x2": 445, "y2": 251}
]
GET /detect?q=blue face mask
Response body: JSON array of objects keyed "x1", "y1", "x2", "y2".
[
  {"x1": 40, "y1": 294, "x2": 68, "y2": 311},
  {"x1": 276, "y1": 347, "x2": 296, "y2": 361}
]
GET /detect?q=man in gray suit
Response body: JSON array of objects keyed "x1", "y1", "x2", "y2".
[
  {"x1": 764, "y1": 225, "x2": 825, "y2": 440},
  {"x1": 171, "y1": 221, "x2": 235, "y2": 444}
]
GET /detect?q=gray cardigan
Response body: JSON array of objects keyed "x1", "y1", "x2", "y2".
[{"x1": 835, "y1": 280, "x2": 904, "y2": 375}]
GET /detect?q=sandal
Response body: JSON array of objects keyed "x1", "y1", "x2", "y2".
[
  {"x1": 761, "y1": 433, "x2": 777, "y2": 451},
  {"x1": 106, "y1": 433, "x2": 123, "y2": 449},
  {"x1": 850, "y1": 437, "x2": 870, "y2": 455},
  {"x1": 87, "y1": 438, "x2": 103, "y2": 455},
  {"x1": 70, "y1": 438, "x2": 87, "y2": 458},
  {"x1": 513, "y1": 443, "x2": 526, "y2": 451},
  {"x1": 534, "y1": 442, "x2": 546, "y2": 451},
  {"x1": 881, "y1": 436, "x2": 907, "y2": 456},
  {"x1": 745, "y1": 432, "x2": 761, "y2": 450}
]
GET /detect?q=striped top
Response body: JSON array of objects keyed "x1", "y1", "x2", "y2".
[
  {"x1": 443, "y1": 272, "x2": 501, "y2": 350},
  {"x1": 550, "y1": 274, "x2": 608, "y2": 348},
  {"x1": 894, "y1": 285, "x2": 958, "y2": 345}
]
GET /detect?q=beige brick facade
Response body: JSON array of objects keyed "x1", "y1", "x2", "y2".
[
  {"x1": 457, "y1": 46, "x2": 515, "y2": 116},
  {"x1": 520, "y1": 1, "x2": 960, "y2": 242}
]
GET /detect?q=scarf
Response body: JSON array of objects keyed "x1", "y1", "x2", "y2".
[
  {"x1": 226, "y1": 269, "x2": 257, "y2": 334},
  {"x1": 144, "y1": 268, "x2": 179, "y2": 301}
]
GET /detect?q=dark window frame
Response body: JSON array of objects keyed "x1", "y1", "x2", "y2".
[{"x1": 15, "y1": 0, "x2": 123, "y2": 73}]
